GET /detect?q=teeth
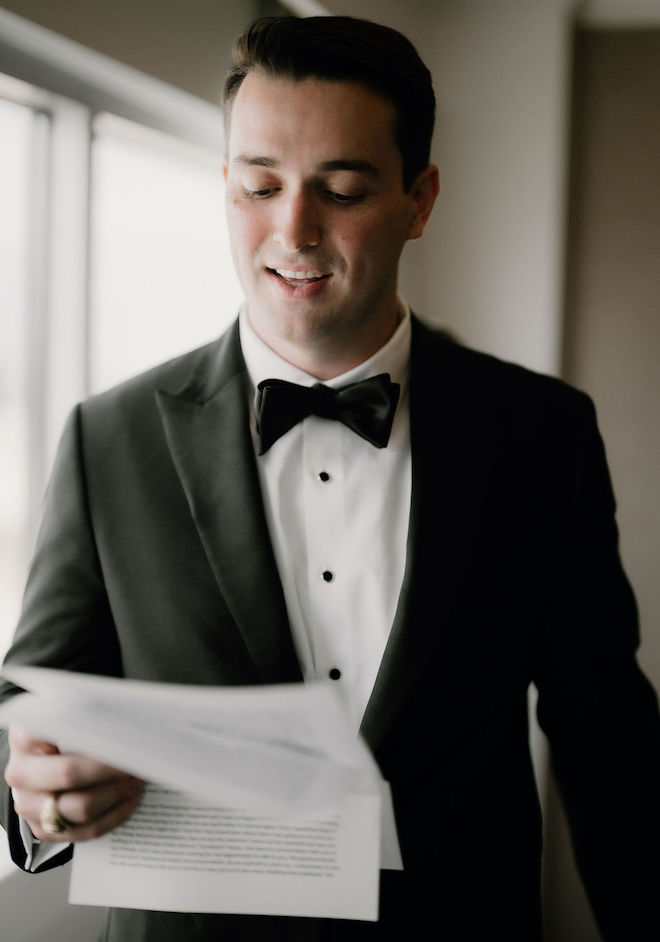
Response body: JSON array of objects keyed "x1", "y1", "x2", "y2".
[{"x1": 275, "y1": 269, "x2": 324, "y2": 280}]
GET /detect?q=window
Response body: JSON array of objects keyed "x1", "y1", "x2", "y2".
[
  {"x1": 0, "y1": 95, "x2": 33, "y2": 657},
  {"x1": 90, "y1": 115, "x2": 241, "y2": 392},
  {"x1": 0, "y1": 17, "x2": 240, "y2": 661}
]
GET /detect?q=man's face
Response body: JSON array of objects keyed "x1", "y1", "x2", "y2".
[{"x1": 223, "y1": 72, "x2": 436, "y2": 376}]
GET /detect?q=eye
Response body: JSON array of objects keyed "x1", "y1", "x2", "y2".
[
  {"x1": 324, "y1": 190, "x2": 365, "y2": 205},
  {"x1": 244, "y1": 187, "x2": 277, "y2": 199}
]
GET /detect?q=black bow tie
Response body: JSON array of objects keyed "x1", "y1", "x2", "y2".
[{"x1": 254, "y1": 373, "x2": 401, "y2": 456}]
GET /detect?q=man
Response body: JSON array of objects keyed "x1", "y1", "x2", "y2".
[{"x1": 2, "y1": 15, "x2": 660, "y2": 941}]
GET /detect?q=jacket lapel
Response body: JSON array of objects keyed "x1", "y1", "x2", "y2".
[
  {"x1": 361, "y1": 319, "x2": 501, "y2": 750},
  {"x1": 155, "y1": 322, "x2": 302, "y2": 685}
]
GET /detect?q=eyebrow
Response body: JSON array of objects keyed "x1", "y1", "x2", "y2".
[
  {"x1": 233, "y1": 155, "x2": 279, "y2": 168},
  {"x1": 317, "y1": 159, "x2": 380, "y2": 179},
  {"x1": 232, "y1": 155, "x2": 381, "y2": 178}
]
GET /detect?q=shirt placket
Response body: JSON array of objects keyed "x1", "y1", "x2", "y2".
[{"x1": 302, "y1": 416, "x2": 350, "y2": 690}]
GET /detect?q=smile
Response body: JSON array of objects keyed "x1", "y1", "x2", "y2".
[{"x1": 269, "y1": 268, "x2": 331, "y2": 286}]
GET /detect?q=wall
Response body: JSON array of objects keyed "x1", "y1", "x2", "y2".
[{"x1": 563, "y1": 26, "x2": 660, "y2": 685}]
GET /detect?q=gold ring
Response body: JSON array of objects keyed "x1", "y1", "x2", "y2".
[{"x1": 39, "y1": 794, "x2": 68, "y2": 835}]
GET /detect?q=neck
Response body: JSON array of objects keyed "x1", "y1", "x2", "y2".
[{"x1": 247, "y1": 305, "x2": 403, "y2": 381}]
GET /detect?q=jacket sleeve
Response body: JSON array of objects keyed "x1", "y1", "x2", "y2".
[
  {"x1": 533, "y1": 394, "x2": 660, "y2": 940},
  {"x1": 0, "y1": 406, "x2": 122, "y2": 871}
]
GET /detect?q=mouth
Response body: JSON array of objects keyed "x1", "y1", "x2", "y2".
[{"x1": 268, "y1": 268, "x2": 331, "y2": 288}]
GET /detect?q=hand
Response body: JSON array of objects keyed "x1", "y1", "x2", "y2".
[{"x1": 5, "y1": 726, "x2": 146, "y2": 843}]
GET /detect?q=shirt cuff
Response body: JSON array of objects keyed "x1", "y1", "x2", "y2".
[{"x1": 12, "y1": 788, "x2": 71, "y2": 872}]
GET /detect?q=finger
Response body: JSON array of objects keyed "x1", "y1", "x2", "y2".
[
  {"x1": 58, "y1": 777, "x2": 146, "y2": 825},
  {"x1": 13, "y1": 777, "x2": 145, "y2": 828},
  {"x1": 24, "y1": 790, "x2": 144, "y2": 844},
  {"x1": 6, "y1": 750, "x2": 137, "y2": 793},
  {"x1": 8, "y1": 726, "x2": 60, "y2": 756}
]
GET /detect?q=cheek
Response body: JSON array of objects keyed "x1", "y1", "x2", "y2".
[
  {"x1": 226, "y1": 206, "x2": 268, "y2": 262},
  {"x1": 340, "y1": 216, "x2": 407, "y2": 268},
  {"x1": 335, "y1": 219, "x2": 383, "y2": 257}
]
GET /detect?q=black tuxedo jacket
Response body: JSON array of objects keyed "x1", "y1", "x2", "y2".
[{"x1": 2, "y1": 317, "x2": 660, "y2": 941}]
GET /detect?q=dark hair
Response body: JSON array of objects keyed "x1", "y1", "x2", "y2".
[{"x1": 223, "y1": 16, "x2": 435, "y2": 192}]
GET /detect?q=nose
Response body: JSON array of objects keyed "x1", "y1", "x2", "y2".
[{"x1": 273, "y1": 188, "x2": 321, "y2": 252}]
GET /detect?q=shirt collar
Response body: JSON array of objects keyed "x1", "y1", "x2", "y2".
[{"x1": 239, "y1": 300, "x2": 411, "y2": 395}]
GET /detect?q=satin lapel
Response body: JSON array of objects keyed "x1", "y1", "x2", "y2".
[
  {"x1": 361, "y1": 319, "x2": 501, "y2": 750},
  {"x1": 155, "y1": 323, "x2": 302, "y2": 685}
]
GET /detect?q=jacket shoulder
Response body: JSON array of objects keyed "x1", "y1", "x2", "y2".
[
  {"x1": 412, "y1": 317, "x2": 595, "y2": 423},
  {"x1": 79, "y1": 320, "x2": 242, "y2": 423}
]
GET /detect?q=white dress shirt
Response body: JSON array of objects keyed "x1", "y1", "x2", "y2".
[{"x1": 240, "y1": 303, "x2": 412, "y2": 729}]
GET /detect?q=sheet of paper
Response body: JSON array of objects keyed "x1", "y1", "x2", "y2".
[
  {"x1": 69, "y1": 784, "x2": 381, "y2": 920},
  {"x1": 0, "y1": 666, "x2": 402, "y2": 917},
  {"x1": 0, "y1": 666, "x2": 372, "y2": 813}
]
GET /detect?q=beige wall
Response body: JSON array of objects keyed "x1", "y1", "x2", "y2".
[{"x1": 563, "y1": 27, "x2": 660, "y2": 685}]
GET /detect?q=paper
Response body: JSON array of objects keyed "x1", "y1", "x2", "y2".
[
  {"x1": 70, "y1": 785, "x2": 381, "y2": 919},
  {"x1": 0, "y1": 665, "x2": 402, "y2": 919}
]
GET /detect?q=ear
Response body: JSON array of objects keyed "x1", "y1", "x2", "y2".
[{"x1": 407, "y1": 164, "x2": 440, "y2": 240}]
